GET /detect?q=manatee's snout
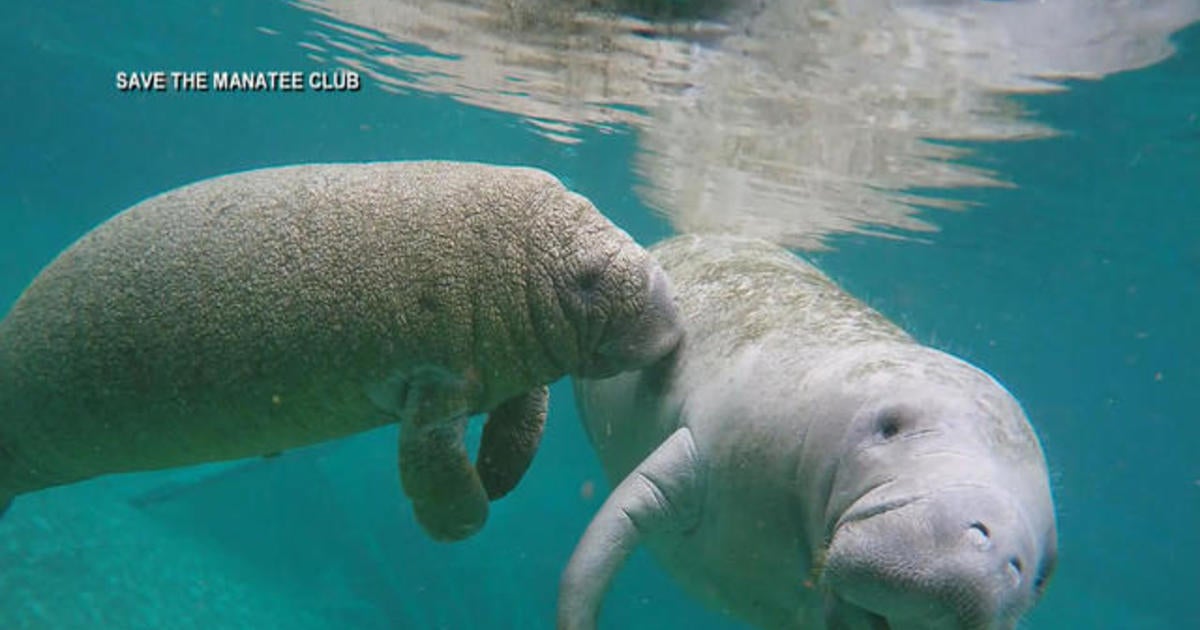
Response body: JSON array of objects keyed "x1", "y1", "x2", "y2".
[
  {"x1": 822, "y1": 486, "x2": 1056, "y2": 630},
  {"x1": 580, "y1": 261, "x2": 682, "y2": 378}
]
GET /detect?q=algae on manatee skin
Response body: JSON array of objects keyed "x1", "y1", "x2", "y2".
[{"x1": 0, "y1": 161, "x2": 681, "y2": 546}]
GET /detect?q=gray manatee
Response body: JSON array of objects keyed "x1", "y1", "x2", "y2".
[
  {"x1": 0, "y1": 161, "x2": 682, "y2": 541},
  {"x1": 563, "y1": 235, "x2": 1057, "y2": 629}
]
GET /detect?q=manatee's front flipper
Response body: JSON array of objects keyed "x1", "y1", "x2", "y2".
[
  {"x1": 557, "y1": 427, "x2": 703, "y2": 630},
  {"x1": 382, "y1": 366, "x2": 489, "y2": 541},
  {"x1": 477, "y1": 386, "x2": 549, "y2": 500},
  {"x1": 399, "y1": 417, "x2": 489, "y2": 542}
]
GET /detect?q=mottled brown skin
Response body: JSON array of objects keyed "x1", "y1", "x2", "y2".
[
  {"x1": 477, "y1": 385, "x2": 550, "y2": 500},
  {"x1": 0, "y1": 161, "x2": 682, "y2": 540}
]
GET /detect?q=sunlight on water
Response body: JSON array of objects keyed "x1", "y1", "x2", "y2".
[{"x1": 292, "y1": 0, "x2": 1199, "y2": 248}]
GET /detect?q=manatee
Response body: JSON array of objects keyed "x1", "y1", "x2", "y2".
[
  {"x1": 0, "y1": 161, "x2": 683, "y2": 541},
  {"x1": 561, "y1": 235, "x2": 1058, "y2": 629}
]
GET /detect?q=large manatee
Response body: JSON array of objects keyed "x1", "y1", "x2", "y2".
[
  {"x1": 563, "y1": 235, "x2": 1057, "y2": 629},
  {"x1": 0, "y1": 161, "x2": 682, "y2": 541}
]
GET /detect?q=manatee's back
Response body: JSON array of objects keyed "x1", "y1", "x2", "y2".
[
  {"x1": 0, "y1": 162, "x2": 557, "y2": 497},
  {"x1": 650, "y1": 234, "x2": 909, "y2": 357},
  {"x1": 578, "y1": 234, "x2": 911, "y2": 482}
]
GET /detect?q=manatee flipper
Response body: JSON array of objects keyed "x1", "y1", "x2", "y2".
[
  {"x1": 477, "y1": 385, "x2": 549, "y2": 500},
  {"x1": 399, "y1": 417, "x2": 489, "y2": 542},
  {"x1": 381, "y1": 366, "x2": 489, "y2": 541},
  {"x1": 558, "y1": 427, "x2": 703, "y2": 630}
]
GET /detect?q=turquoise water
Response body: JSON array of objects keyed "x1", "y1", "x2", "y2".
[{"x1": 1, "y1": 1, "x2": 1197, "y2": 628}]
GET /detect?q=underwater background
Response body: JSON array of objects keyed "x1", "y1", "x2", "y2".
[{"x1": 1, "y1": 1, "x2": 1197, "y2": 628}]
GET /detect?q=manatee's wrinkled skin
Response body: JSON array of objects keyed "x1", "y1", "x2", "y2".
[
  {"x1": 0, "y1": 161, "x2": 682, "y2": 541},
  {"x1": 564, "y1": 235, "x2": 1057, "y2": 629}
]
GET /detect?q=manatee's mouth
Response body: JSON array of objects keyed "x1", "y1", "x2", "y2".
[
  {"x1": 834, "y1": 493, "x2": 925, "y2": 532},
  {"x1": 576, "y1": 262, "x2": 682, "y2": 380},
  {"x1": 578, "y1": 327, "x2": 681, "y2": 379},
  {"x1": 821, "y1": 484, "x2": 1035, "y2": 630},
  {"x1": 824, "y1": 474, "x2": 926, "y2": 542},
  {"x1": 820, "y1": 494, "x2": 930, "y2": 630}
]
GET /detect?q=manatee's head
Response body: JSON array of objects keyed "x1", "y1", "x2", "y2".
[
  {"x1": 532, "y1": 190, "x2": 683, "y2": 379},
  {"x1": 805, "y1": 344, "x2": 1057, "y2": 630},
  {"x1": 573, "y1": 255, "x2": 682, "y2": 379}
]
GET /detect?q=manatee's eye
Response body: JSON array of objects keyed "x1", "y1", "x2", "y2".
[
  {"x1": 875, "y1": 409, "x2": 907, "y2": 439},
  {"x1": 574, "y1": 257, "x2": 611, "y2": 305},
  {"x1": 577, "y1": 266, "x2": 602, "y2": 295}
]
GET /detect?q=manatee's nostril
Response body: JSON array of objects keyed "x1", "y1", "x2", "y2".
[
  {"x1": 1006, "y1": 557, "x2": 1024, "y2": 587},
  {"x1": 965, "y1": 521, "x2": 991, "y2": 549},
  {"x1": 960, "y1": 523, "x2": 988, "y2": 547}
]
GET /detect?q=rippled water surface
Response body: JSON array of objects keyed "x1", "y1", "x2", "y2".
[{"x1": 2, "y1": 1, "x2": 1197, "y2": 628}]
